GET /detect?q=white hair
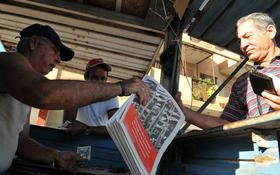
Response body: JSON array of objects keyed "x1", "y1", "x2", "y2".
[{"x1": 236, "y1": 12, "x2": 276, "y2": 34}]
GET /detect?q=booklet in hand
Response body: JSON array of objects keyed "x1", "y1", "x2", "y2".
[{"x1": 106, "y1": 75, "x2": 185, "y2": 175}]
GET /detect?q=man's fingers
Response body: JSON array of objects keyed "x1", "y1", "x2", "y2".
[
  {"x1": 263, "y1": 96, "x2": 280, "y2": 110},
  {"x1": 138, "y1": 87, "x2": 145, "y2": 105},
  {"x1": 262, "y1": 91, "x2": 280, "y2": 104},
  {"x1": 141, "y1": 83, "x2": 149, "y2": 105},
  {"x1": 132, "y1": 79, "x2": 150, "y2": 105},
  {"x1": 276, "y1": 88, "x2": 280, "y2": 96},
  {"x1": 139, "y1": 83, "x2": 150, "y2": 105},
  {"x1": 265, "y1": 99, "x2": 280, "y2": 110},
  {"x1": 174, "y1": 91, "x2": 183, "y2": 108},
  {"x1": 122, "y1": 77, "x2": 150, "y2": 105},
  {"x1": 64, "y1": 128, "x2": 72, "y2": 134},
  {"x1": 175, "y1": 92, "x2": 182, "y2": 101},
  {"x1": 262, "y1": 91, "x2": 280, "y2": 110},
  {"x1": 58, "y1": 151, "x2": 82, "y2": 173}
]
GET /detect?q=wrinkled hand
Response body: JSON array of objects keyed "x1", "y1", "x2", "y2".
[
  {"x1": 57, "y1": 151, "x2": 83, "y2": 173},
  {"x1": 175, "y1": 91, "x2": 183, "y2": 109},
  {"x1": 262, "y1": 88, "x2": 280, "y2": 110},
  {"x1": 122, "y1": 77, "x2": 150, "y2": 105},
  {"x1": 65, "y1": 121, "x2": 87, "y2": 136}
]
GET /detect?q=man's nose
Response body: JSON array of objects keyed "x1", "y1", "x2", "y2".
[
  {"x1": 55, "y1": 54, "x2": 61, "y2": 64},
  {"x1": 240, "y1": 39, "x2": 248, "y2": 53}
]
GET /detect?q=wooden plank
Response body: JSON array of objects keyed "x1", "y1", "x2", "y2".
[
  {"x1": 0, "y1": 33, "x2": 18, "y2": 44},
  {"x1": 0, "y1": 28, "x2": 152, "y2": 63},
  {"x1": 5, "y1": 0, "x2": 164, "y2": 34},
  {"x1": 173, "y1": 0, "x2": 190, "y2": 20},
  {"x1": 55, "y1": 65, "x2": 131, "y2": 82},
  {"x1": 60, "y1": 34, "x2": 156, "y2": 59},
  {"x1": 0, "y1": 17, "x2": 158, "y2": 60},
  {"x1": 223, "y1": 111, "x2": 280, "y2": 131},
  {"x1": 0, "y1": 31, "x2": 151, "y2": 73},
  {"x1": 170, "y1": 133, "x2": 256, "y2": 175},
  {"x1": 0, "y1": 28, "x2": 149, "y2": 81},
  {"x1": 115, "y1": 0, "x2": 122, "y2": 12},
  {"x1": 0, "y1": 3, "x2": 162, "y2": 44},
  {"x1": 55, "y1": 65, "x2": 84, "y2": 76},
  {"x1": 57, "y1": 55, "x2": 146, "y2": 74},
  {"x1": 61, "y1": 58, "x2": 146, "y2": 76},
  {"x1": 0, "y1": 14, "x2": 159, "y2": 51},
  {"x1": 0, "y1": 24, "x2": 154, "y2": 61},
  {"x1": 29, "y1": 125, "x2": 128, "y2": 169},
  {"x1": 57, "y1": 63, "x2": 142, "y2": 80},
  {"x1": 182, "y1": 34, "x2": 245, "y2": 62},
  {"x1": 145, "y1": 39, "x2": 164, "y2": 75},
  {"x1": 54, "y1": 65, "x2": 132, "y2": 82},
  {"x1": 66, "y1": 45, "x2": 152, "y2": 68},
  {"x1": 0, "y1": 3, "x2": 162, "y2": 81}
]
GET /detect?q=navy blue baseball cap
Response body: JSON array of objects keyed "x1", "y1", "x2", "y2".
[{"x1": 20, "y1": 24, "x2": 74, "y2": 61}]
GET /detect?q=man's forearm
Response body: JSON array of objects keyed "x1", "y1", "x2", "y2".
[
  {"x1": 89, "y1": 126, "x2": 108, "y2": 135},
  {"x1": 17, "y1": 137, "x2": 56, "y2": 164},
  {"x1": 182, "y1": 107, "x2": 230, "y2": 129},
  {"x1": 1, "y1": 53, "x2": 123, "y2": 110},
  {"x1": 26, "y1": 80, "x2": 122, "y2": 110}
]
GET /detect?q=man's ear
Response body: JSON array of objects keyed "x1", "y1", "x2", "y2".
[
  {"x1": 29, "y1": 35, "x2": 37, "y2": 50},
  {"x1": 267, "y1": 25, "x2": 277, "y2": 39}
]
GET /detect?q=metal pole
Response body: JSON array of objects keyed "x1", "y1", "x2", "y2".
[
  {"x1": 160, "y1": 15, "x2": 181, "y2": 97},
  {"x1": 179, "y1": 57, "x2": 249, "y2": 134}
]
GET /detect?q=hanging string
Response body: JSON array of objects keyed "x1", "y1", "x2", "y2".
[{"x1": 149, "y1": 1, "x2": 195, "y2": 109}]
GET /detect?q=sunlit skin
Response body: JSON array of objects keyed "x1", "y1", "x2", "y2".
[
  {"x1": 0, "y1": 26, "x2": 151, "y2": 173},
  {"x1": 174, "y1": 18, "x2": 280, "y2": 129},
  {"x1": 26, "y1": 36, "x2": 61, "y2": 75},
  {"x1": 237, "y1": 19, "x2": 280, "y2": 110},
  {"x1": 237, "y1": 19, "x2": 279, "y2": 66}
]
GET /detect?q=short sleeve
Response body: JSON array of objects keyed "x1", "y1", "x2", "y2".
[{"x1": 220, "y1": 77, "x2": 248, "y2": 122}]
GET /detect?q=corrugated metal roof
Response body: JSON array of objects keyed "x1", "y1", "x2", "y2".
[{"x1": 183, "y1": 0, "x2": 280, "y2": 55}]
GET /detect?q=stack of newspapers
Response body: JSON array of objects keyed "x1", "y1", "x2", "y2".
[{"x1": 106, "y1": 75, "x2": 185, "y2": 175}]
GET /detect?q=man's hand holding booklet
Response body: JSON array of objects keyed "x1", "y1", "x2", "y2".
[{"x1": 106, "y1": 75, "x2": 185, "y2": 175}]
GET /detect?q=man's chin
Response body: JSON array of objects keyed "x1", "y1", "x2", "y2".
[
  {"x1": 42, "y1": 70, "x2": 51, "y2": 75},
  {"x1": 248, "y1": 55, "x2": 258, "y2": 62},
  {"x1": 48, "y1": 67, "x2": 54, "y2": 73}
]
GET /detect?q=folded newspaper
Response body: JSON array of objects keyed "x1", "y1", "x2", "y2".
[{"x1": 106, "y1": 75, "x2": 185, "y2": 175}]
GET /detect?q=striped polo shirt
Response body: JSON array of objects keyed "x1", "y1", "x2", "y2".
[{"x1": 220, "y1": 56, "x2": 280, "y2": 122}]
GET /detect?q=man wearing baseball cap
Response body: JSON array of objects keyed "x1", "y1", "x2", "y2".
[
  {"x1": 63, "y1": 59, "x2": 119, "y2": 135},
  {"x1": 0, "y1": 23, "x2": 150, "y2": 173}
]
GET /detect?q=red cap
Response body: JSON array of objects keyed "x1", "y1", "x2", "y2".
[{"x1": 84, "y1": 58, "x2": 111, "y2": 79}]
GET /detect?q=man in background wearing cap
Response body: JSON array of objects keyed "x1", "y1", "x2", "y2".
[
  {"x1": 0, "y1": 24, "x2": 150, "y2": 173},
  {"x1": 63, "y1": 59, "x2": 119, "y2": 135}
]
